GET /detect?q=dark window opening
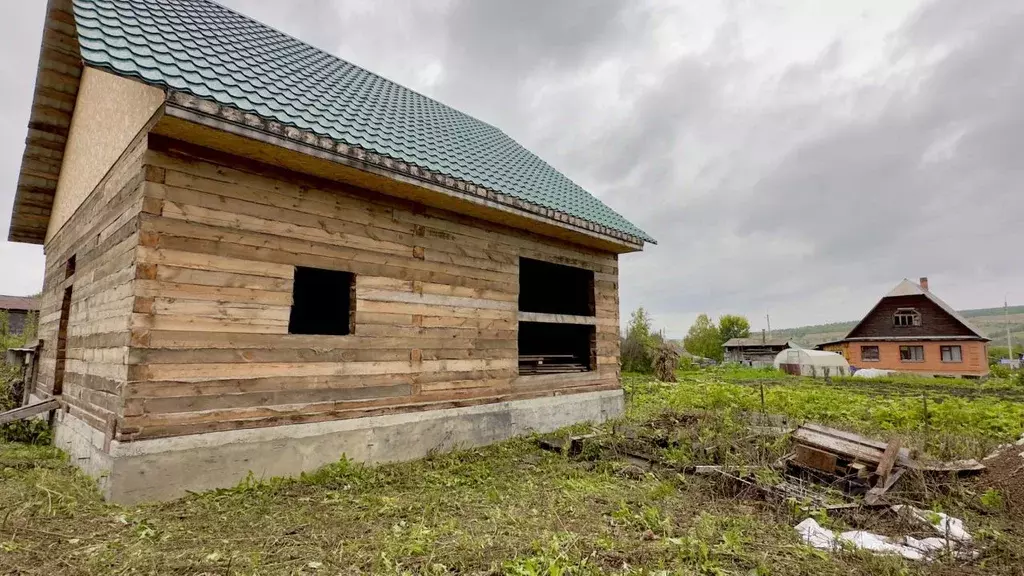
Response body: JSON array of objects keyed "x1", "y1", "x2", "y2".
[
  {"x1": 518, "y1": 322, "x2": 595, "y2": 375},
  {"x1": 941, "y1": 345, "x2": 962, "y2": 363},
  {"x1": 65, "y1": 255, "x2": 76, "y2": 279},
  {"x1": 288, "y1": 266, "x2": 354, "y2": 336},
  {"x1": 899, "y1": 345, "x2": 924, "y2": 362},
  {"x1": 53, "y1": 286, "x2": 73, "y2": 396},
  {"x1": 518, "y1": 258, "x2": 595, "y2": 316},
  {"x1": 860, "y1": 345, "x2": 880, "y2": 362}
]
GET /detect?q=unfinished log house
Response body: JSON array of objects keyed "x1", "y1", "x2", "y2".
[{"x1": 9, "y1": 0, "x2": 653, "y2": 503}]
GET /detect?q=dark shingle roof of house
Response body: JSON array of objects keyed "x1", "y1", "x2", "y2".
[{"x1": 71, "y1": 0, "x2": 653, "y2": 244}]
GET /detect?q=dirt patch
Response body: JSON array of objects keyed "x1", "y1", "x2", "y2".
[{"x1": 978, "y1": 443, "x2": 1024, "y2": 518}]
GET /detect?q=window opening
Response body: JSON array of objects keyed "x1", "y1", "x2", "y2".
[
  {"x1": 860, "y1": 346, "x2": 880, "y2": 362},
  {"x1": 53, "y1": 286, "x2": 73, "y2": 396},
  {"x1": 940, "y1": 345, "x2": 962, "y2": 363},
  {"x1": 517, "y1": 258, "x2": 596, "y2": 374},
  {"x1": 894, "y1": 308, "x2": 921, "y2": 327},
  {"x1": 288, "y1": 266, "x2": 354, "y2": 335},
  {"x1": 899, "y1": 345, "x2": 924, "y2": 362},
  {"x1": 518, "y1": 257, "x2": 595, "y2": 316},
  {"x1": 518, "y1": 323, "x2": 595, "y2": 374}
]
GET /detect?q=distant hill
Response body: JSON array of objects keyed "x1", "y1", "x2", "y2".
[{"x1": 774, "y1": 305, "x2": 1024, "y2": 347}]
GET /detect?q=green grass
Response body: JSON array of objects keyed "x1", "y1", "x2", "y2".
[
  {"x1": 1, "y1": 368, "x2": 1023, "y2": 574},
  {"x1": 633, "y1": 369, "x2": 1024, "y2": 460}
]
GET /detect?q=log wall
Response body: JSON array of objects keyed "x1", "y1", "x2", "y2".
[
  {"x1": 118, "y1": 138, "x2": 621, "y2": 441},
  {"x1": 35, "y1": 134, "x2": 149, "y2": 435}
]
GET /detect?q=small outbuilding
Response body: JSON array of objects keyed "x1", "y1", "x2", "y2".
[
  {"x1": 724, "y1": 335, "x2": 795, "y2": 367},
  {"x1": 774, "y1": 349, "x2": 850, "y2": 378},
  {"x1": 0, "y1": 295, "x2": 38, "y2": 335}
]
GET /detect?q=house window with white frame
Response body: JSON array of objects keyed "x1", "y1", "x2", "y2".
[
  {"x1": 894, "y1": 308, "x2": 921, "y2": 327},
  {"x1": 940, "y1": 345, "x2": 962, "y2": 363}
]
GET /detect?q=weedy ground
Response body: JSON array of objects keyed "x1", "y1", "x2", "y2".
[{"x1": 1, "y1": 367, "x2": 1023, "y2": 575}]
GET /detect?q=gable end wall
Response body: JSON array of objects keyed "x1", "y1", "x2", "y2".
[{"x1": 847, "y1": 295, "x2": 977, "y2": 340}]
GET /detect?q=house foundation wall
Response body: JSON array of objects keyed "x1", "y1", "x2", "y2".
[{"x1": 76, "y1": 389, "x2": 624, "y2": 504}]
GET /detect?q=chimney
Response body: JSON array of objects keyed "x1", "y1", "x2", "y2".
[{"x1": 919, "y1": 277, "x2": 929, "y2": 291}]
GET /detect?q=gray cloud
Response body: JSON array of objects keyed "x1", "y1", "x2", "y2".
[{"x1": 1, "y1": 0, "x2": 1021, "y2": 335}]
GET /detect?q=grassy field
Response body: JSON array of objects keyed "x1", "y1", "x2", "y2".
[{"x1": 2, "y1": 368, "x2": 1023, "y2": 575}]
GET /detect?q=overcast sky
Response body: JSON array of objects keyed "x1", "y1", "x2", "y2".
[{"x1": 1, "y1": 0, "x2": 1021, "y2": 337}]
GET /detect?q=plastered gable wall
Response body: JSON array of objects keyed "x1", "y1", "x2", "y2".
[{"x1": 46, "y1": 67, "x2": 164, "y2": 242}]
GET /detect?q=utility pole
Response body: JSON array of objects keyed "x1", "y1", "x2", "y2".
[{"x1": 1007, "y1": 297, "x2": 1015, "y2": 365}]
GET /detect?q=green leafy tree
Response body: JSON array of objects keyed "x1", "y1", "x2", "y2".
[
  {"x1": 626, "y1": 307, "x2": 653, "y2": 343},
  {"x1": 621, "y1": 307, "x2": 656, "y2": 373},
  {"x1": 683, "y1": 314, "x2": 723, "y2": 361},
  {"x1": 718, "y1": 315, "x2": 751, "y2": 344}
]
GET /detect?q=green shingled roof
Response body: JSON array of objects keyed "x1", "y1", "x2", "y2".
[{"x1": 71, "y1": 0, "x2": 653, "y2": 244}]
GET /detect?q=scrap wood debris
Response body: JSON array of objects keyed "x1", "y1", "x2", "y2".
[
  {"x1": 787, "y1": 423, "x2": 984, "y2": 505},
  {"x1": 538, "y1": 419, "x2": 988, "y2": 512}
]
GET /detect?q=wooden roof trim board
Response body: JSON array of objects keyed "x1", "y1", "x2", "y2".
[
  {"x1": 159, "y1": 92, "x2": 645, "y2": 252},
  {"x1": 8, "y1": 0, "x2": 82, "y2": 244}
]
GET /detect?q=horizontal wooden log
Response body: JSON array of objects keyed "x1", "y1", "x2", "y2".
[
  {"x1": 131, "y1": 358, "x2": 519, "y2": 382},
  {"x1": 127, "y1": 346, "x2": 515, "y2": 365},
  {"x1": 118, "y1": 382, "x2": 620, "y2": 440},
  {"x1": 517, "y1": 311, "x2": 597, "y2": 325},
  {"x1": 357, "y1": 288, "x2": 516, "y2": 311},
  {"x1": 148, "y1": 149, "x2": 618, "y2": 272},
  {"x1": 126, "y1": 383, "x2": 414, "y2": 415}
]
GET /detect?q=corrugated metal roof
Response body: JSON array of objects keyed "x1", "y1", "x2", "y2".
[
  {"x1": 70, "y1": 0, "x2": 653, "y2": 244},
  {"x1": 723, "y1": 337, "x2": 793, "y2": 348},
  {"x1": 0, "y1": 295, "x2": 40, "y2": 311}
]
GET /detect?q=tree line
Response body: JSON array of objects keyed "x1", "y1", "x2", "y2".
[{"x1": 621, "y1": 307, "x2": 751, "y2": 373}]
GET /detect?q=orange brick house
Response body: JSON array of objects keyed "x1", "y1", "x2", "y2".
[{"x1": 819, "y1": 278, "x2": 990, "y2": 377}]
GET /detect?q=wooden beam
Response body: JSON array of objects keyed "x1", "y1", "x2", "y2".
[
  {"x1": 517, "y1": 311, "x2": 597, "y2": 325},
  {"x1": 0, "y1": 397, "x2": 60, "y2": 425},
  {"x1": 875, "y1": 438, "x2": 902, "y2": 485}
]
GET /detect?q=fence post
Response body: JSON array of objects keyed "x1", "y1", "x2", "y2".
[{"x1": 922, "y1": 391, "x2": 930, "y2": 436}]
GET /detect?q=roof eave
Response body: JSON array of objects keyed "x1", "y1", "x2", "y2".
[
  {"x1": 8, "y1": 0, "x2": 82, "y2": 245},
  {"x1": 159, "y1": 92, "x2": 647, "y2": 253}
]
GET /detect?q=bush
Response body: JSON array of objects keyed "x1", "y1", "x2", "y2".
[
  {"x1": 1, "y1": 418, "x2": 52, "y2": 444},
  {"x1": 990, "y1": 364, "x2": 1012, "y2": 379},
  {"x1": 621, "y1": 333, "x2": 653, "y2": 374}
]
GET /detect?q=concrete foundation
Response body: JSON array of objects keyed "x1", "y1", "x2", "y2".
[{"x1": 52, "y1": 389, "x2": 624, "y2": 504}]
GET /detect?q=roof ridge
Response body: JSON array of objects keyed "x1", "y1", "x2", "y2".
[{"x1": 203, "y1": 0, "x2": 504, "y2": 133}]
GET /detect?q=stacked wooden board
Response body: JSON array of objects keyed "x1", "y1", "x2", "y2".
[{"x1": 518, "y1": 355, "x2": 590, "y2": 375}]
